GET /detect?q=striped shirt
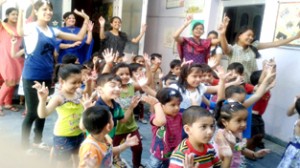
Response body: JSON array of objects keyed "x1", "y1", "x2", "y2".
[{"x1": 169, "y1": 139, "x2": 221, "y2": 168}]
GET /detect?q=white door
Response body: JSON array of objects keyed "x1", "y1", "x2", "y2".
[{"x1": 113, "y1": 0, "x2": 148, "y2": 55}]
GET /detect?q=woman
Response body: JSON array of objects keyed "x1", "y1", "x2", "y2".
[
  {"x1": 219, "y1": 16, "x2": 300, "y2": 82},
  {"x1": 17, "y1": 0, "x2": 90, "y2": 150},
  {"x1": 98, "y1": 16, "x2": 147, "y2": 56},
  {"x1": 57, "y1": 12, "x2": 94, "y2": 64},
  {"x1": 173, "y1": 15, "x2": 219, "y2": 64},
  {"x1": 0, "y1": 4, "x2": 24, "y2": 115}
]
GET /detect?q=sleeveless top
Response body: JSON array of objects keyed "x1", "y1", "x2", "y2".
[
  {"x1": 23, "y1": 27, "x2": 56, "y2": 80},
  {"x1": 54, "y1": 92, "x2": 84, "y2": 136}
]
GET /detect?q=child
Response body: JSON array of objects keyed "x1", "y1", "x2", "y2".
[
  {"x1": 169, "y1": 106, "x2": 231, "y2": 168},
  {"x1": 143, "y1": 88, "x2": 183, "y2": 168},
  {"x1": 133, "y1": 55, "x2": 145, "y2": 65},
  {"x1": 207, "y1": 30, "x2": 222, "y2": 69},
  {"x1": 214, "y1": 102, "x2": 270, "y2": 168},
  {"x1": 33, "y1": 64, "x2": 86, "y2": 167},
  {"x1": 111, "y1": 63, "x2": 143, "y2": 168},
  {"x1": 277, "y1": 97, "x2": 300, "y2": 167},
  {"x1": 79, "y1": 105, "x2": 139, "y2": 168},
  {"x1": 162, "y1": 59, "x2": 181, "y2": 87},
  {"x1": 150, "y1": 53, "x2": 163, "y2": 91}
]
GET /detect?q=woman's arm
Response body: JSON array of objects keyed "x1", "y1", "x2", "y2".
[
  {"x1": 218, "y1": 16, "x2": 231, "y2": 55},
  {"x1": 59, "y1": 41, "x2": 82, "y2": 49},
  {"x1": 173, "y1": 15, "x2": 193, "y2": 44},
  {"x1": 98, "y1": 16, "x2": 106, "y2": 40},
  {"x1": 57, "y1": 9, "x2": 89, "y2": 41},
  {"x1": 17, "y1": 9, "x2": 24, "y2": 36},
  {"x1": 86, "y1": 21, "x2": 94, "y2": 44},
  {"x1": 257, "y1": 31, "x2": 300, "y2": 50},
  {"x1": 10, "y1": 37, "x2": 25, "y2": 58},
  {"x1": 131, "y1": 24, "x2": 147, "y2": 44}
]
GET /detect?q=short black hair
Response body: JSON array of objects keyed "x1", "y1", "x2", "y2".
[
  {"x1": 156, "y1": 88, "x2": 182, "y2": 105},
  {"x1": 250, "y1": 70, "x2": 262, "y2": 86},
  {"x1": 129, "y1": 63, "x2": 143, "y2": 73},
  {"x1": 96, "y1": 73, "x2": 122, "y2": 87},
  {"x1": 170, "y1": 59, "x2": 181, "y2": 69},
  {"x1": 201, "y1": 63, "x2": 213, "y2": 73},
  {"x1": 62, "y1": 54, "x2": 78, "y2": 64},
  {"x1": 183, "y1": 106, "x2": 213, "y2": 126},
  {"x1": 112, "y1": 63, "x2": 132, "y2": 76},
  {"x1": 83, "y1": 105, "x2": 111, "y2": 134},
  {"x1": 225, "y1": 85, "x2": 246, "y2": 99},
  {"x1": 227, "y1": 62, "x2": 244, "y2": 75},
  {"x1": 150, "y1": 53, "x2": 162, "y2": 60}
]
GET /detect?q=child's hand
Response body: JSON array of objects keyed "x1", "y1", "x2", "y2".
[
  {"x1": 72, "y1": 41, "x2": 82, "y2": 47},
  {"x1": 74, "y1": 9, "x2": 89, "y2": 20},
  {"x1": 130, "y1": 96, "x2": 140, "y2": 109},
  {"x1": 135, "y1": 72, "x2": 148, "y2": 87},
  {"x1": 181, "y1": 60, "x2": 193, "y2": 67},
  {"x1": 82, "y1": 152, "x2": 97, "y2": 168},
  {"x1": 141, "y1": 95, "x2": 159, "y2": 106},
  {"x1": 183, "y1": 153, "x2": 199, "y2": 168},
  {"x1": 81, "y1": 93, "x2": 96, "y2": 110},
  {"x1": 208, "y1": 57, "x2": 218, "y2": 68},
  {"x1": 143, "y1": 53, "x2": 151, "y2": 66},
  {"x1": 11, "y1": 36, "x2": 17, "y2": 45},
  {"x1": 124, "y1": 134, "x2": 139, "y2": 147},
  {"x1": 254, "y1": 149, "x2": 271, "y2": 158},
  {"x1": 32, "y1": 81, "x2": 49, "y2": 101},
  {"x1": 214, "y1": 65, "x2": 227, "y2": 81},
  {"x1": 98, "y1": 16, "x2": 106, "y2": 26},
  {"x1": 215, "y1": 131, "x2": 233, "y2": 157},
  {"x1": 102, "y1": 48, "x2": 116, "y2": 63}
]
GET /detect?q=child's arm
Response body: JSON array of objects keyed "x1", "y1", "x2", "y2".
[
  {"x1": 218, "y1": 15, "x2": 231, "y2": 55},
  {"x1": 79, "y1": 94, "x2": 97, "y2": 131},
  {"x1": 112, "y1": 134, "x2": 139, "y2": 155},
  {"x1": 131, "y1": 24, "x2": 147, "y2": 43},
  {"x1": 173, "y1": 15, "x2": 193, "y2": 44},
  {"x1": 287, "y1": 97, "x2": 299, "y2": 117},
  {"x1": 243, "y1": 67, "x2": 276, "y2": 108},
  {"x1": 119, "y1": 96, "x2": 140, "y2": 123},
  {"x1": 136, "y1": 73, "x2": 157, "y2": 97},
  {"x1": 32, "y1": 82, "x2": 62, "y2": 118},
  {"x1": 242, "y1": 148, "x2": 270, "y2": 160},
  {"x1": 142, "y1": 95, "x2": 166, "y2": 126}
]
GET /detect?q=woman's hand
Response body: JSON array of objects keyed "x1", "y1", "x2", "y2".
[
  {"x1": 218, "y1": 15, "x2": 230, "y2": 35},
  {"x1": 87, "y1": 21, "x2": 94, "y2": 32},
  {"x1": 184, "y1": 14, "x2": 193, "y2": 26},
  {"x1": 98, "y1": 16, "x2": 106, "y2": 27},
  {"x1": 32, "y1": 81, "x2": 49, "y2": 101},
  {"x1": 74, "y1": 9, "x2": 89, "y2": 20}
]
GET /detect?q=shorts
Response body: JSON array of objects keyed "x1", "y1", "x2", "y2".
[
  {"x1": 53, "y1": 134, "x2": 84, "y2": 161},
  {"x1": 147, "y1": 154, "x2": 169, "y2": 168},
  {"x1": 251, "y1": 114, "x2": 265, "y2": 137}
]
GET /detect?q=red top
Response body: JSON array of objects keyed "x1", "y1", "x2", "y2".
[{"x1": 252, "y1": 91, "x2": 271, "y2": 115}]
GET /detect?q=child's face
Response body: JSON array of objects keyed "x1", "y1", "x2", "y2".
[
  {"x1": 115, "y1": 67, "x2": 131, "y2": 85},
  {"x1": 135, "y1": 57, "x2": 145, "y2": 65},
  {"x1": 227, "y1": 70, "x2": 242, "y2": 81},
  {"x1": 207, "y1": 33, "x2": 217, "y2": 40},
  {"x1": 185, "y1": 116, "x2": 215, "y2": 144},
  {"x1": 202, "y1": 72, "x2": 213, "y2": 85},
  {"x1": 186, "y1": 69, "x2": 202, "y2": 88},
  {"x1": 162, "y1": 97, "x2": 181, "y2": 116},
  {"x1": 61, "y1": 73, "x2": 82, "y2": 93},
  {"x1": 152, "y1": 57, "x2": 162, "y2": 65},
  {"x1": 116, "y1": 57, "x2": 124, "y2": 63},
  {"x1": 229, "y1": 93, "x2": 246, "y2": 103},
  {"x1": 171, "y1": 66, "x2": 181, "y2": 77},
  {"x1": 97, "y1": 80, "x2": 121, "y2": 99},
  {"x1": 238, "y1": 29, "x2": 254, "y2": 46},
  {"x1": 132, "y1": 67, "x2": 144, "y2": 80},
  {"x1": 223, "y1": 110, "x2": 248, "y2": 134}
]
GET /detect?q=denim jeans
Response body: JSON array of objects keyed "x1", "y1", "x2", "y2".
[
  {"x1": 147, "y1": 154, "x2": 169, "y2": 168},
  {"x1": 21, "y1": 79, "x2": 52, "y2": 149}
]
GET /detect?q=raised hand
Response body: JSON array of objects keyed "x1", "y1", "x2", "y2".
[
  {"x1": 81, "y1": 93, "x2": 96, "y2": 110},
  {"x1": 135, "y1": 72, "x2": 148, "y2": 87},
  {"x1": 207, "y1": 57, "x2": 218, "y2": 68},
  {"x1": 181, "y1": 60, "x2": 193, "y2": 67},
  {"x1": 130, "y1": 96, "x2": 141, "y2": 109},
  {"x1": 184, "y1": 14, "x2": 193, "y2": 26},
  {"x1": 87, "y1": 20, "x2": 94, "y2": 32},
  {"x1": 98, "y1": 16, "x2": 106, "y2": 26},
  {"x1": 183, "y1": 153, "x2": 199, "y2": 168},
  {"x1": 143, "y1": 53, "x2": 151, "y2": 66},
  {"x1": 32, "y1": 81, "x2": 49, "y2": 101},
  {"x1": 124, "y1": 134, "x2": 139, "y2": 147},
  {"x1": 214, "y1": 65, "x2": 229, "y2": 81},
  {"x1": 141, "y1": 95, "x2": 159, "y2": 106},
  {"x1": 74, "y1": 9, "x2": 89, "y2": 20},
  {"x1": 102, "y1": 48, "x2": 116, "y2": 63}
]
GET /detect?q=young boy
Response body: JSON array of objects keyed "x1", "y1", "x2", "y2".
[
  {"x1": 169, "y1": 59, "x2": 181, "y2": 78},
  {"x1": 150, "y1": 53, "x2": 163, "y2": 91},
  {"x1": 95, "y1": 73, "x2": 133, "y2": 138},
  {"x1": 79, "y1": 105, "x2": 139, "y2": 168},
  {"x1": 169, "y1": 106, "x2": 231, "y2": 168}
]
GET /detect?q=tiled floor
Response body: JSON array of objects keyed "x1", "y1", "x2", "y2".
[{"x1": 0, "y1": 106, "x2": 285, "y2": 168}]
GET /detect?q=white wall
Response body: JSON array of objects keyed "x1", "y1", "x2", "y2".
[{"x1": 145, "y1": 0, "x2": 300, "y2": 142}]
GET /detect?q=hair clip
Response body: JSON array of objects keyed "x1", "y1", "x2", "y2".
[{"x1": 169, "y1": 90, "x2": 176, "y2": 96}]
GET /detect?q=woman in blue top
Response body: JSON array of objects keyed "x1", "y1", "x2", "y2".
[
  {"x1": 57, "y1": 12, "x2": 94, "y2": 64},
  {"x1": 17, "y1": 0, "x2": 90, "y2": 150}
]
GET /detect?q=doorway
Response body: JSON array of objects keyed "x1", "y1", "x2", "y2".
[{"x1": 224, "y1": 5, "x2": 265, "y2": 44}]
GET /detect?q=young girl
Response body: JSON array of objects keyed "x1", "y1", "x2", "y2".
[
  {"x1": 207, "y1": 30, "x2": 222, "y2": 69},
  {"x1": 214, "y1": 102, "x2": 270, "y2": 168},
  {"x1": 277, "y1": 97, "x2": 300, "y2": 167},
  {"x1": 142, "y1": 88, "x2": 183, "y2": 168},
  {"x1": 18, "y1": 0, "x2": 90, "y2": 150},
  {"x1": 33, "y1": 64, "x2": 86, "y2": 167},
  {"x1": 111, "y1": 63, "x2": 143, "y2": 168}
]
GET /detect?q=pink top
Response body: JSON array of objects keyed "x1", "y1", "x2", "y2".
[
  {"x1": 0, "y1": 22, "x2": 23, "y2": 83},
  {"x1": 150, "y1": 113, "x2": 182, "y2": 160}
]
